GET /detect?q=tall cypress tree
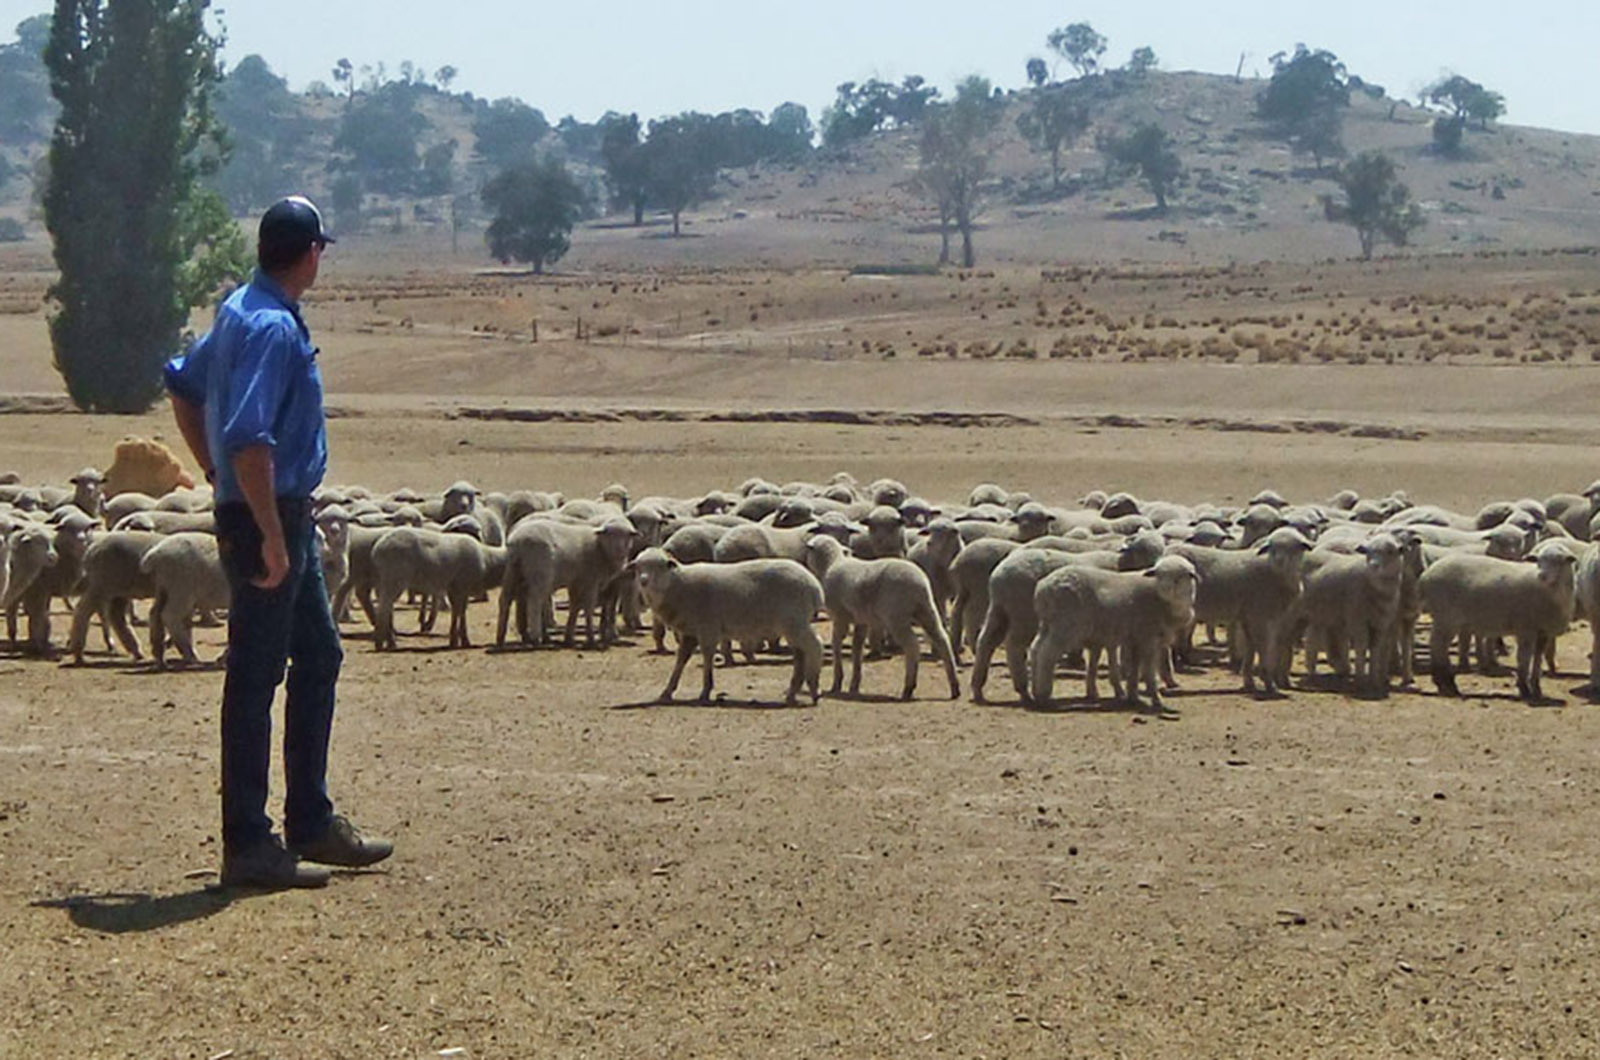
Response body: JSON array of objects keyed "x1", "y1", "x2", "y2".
[{"x1": 43, "y1": 0, "x2": 224, "y2": 413}]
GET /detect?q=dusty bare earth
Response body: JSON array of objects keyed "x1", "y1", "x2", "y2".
[{"x1": 6, "y1": 236, "x2": 1600, "y2": 1058}]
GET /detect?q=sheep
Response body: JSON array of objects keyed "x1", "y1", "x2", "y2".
[
  {"x1": 2, "y1": 525, "x2": 58, "y2": 633},
  {"x1": 1170, "y1": 528, "x2": 1315, "y2": 695},
  {"x1": 113, "y1": 509, "x2": 216, "y2": 535},
  {"x1": 64, "y1": 530, "x2": 165, "y2": 664},
  {"x1": 1546, "y1": 483, "x2": 1600, "y2": 540},
  {"x1": 802, "y1": 535, "x2": 959, "y2": 701},
  {"x1": 1027, "y1": 555, "x2": 1199, "y2": 710},
  {"x1": 6, "y1": 512, "x2": 96, "y2": 655},
  {"x1": 907, "y1": 518, "x2": 964, "y2": 628},
  {"x1": 102, "y1": 491, "x2": 160, "y2": 529},
  {"x1": 67, "y1": 467, "x2": 104, "y2": 518},
  {"x1": 1281, "y1": 533, "x2": 1407, "y2": 695},
  {"x1": 153, "y1": 487, "x2": 213, "y2": 514},
  {"x1": 371, "y1": 526, "x2": 507, "y2": 651},
  {"x1": 496, "y1": 516, "x2": 638, "y2": 648},
  {"x1": 139, "y1": 532, "x2": 229, "y2": 668},
  {"x1": 503, "y1": 489, "x2": 563, "y2": 530},
  {"x1": 648, "y1": 521, "x2": 735, "y2": 652},
  {"x1": 972, "y1": 532, "x2": 1167, "y2": 704},
  {"x1": 712, "y1": 518, "x2": 855, "y2": 564},
  {"x1": 316, "y1": 505, "x2": 352, "y2": 607},
  {"x1": 1421, "y1": 541, "x2": 1579, "y2": 701},
  {"x1": 948, "y1": 537, "x2": 1023, "y2": 657},
  {"x1": 1574, "y1": 544, "x2": 1600, "y2": 695},
  {"x1": 102, "y1": 436, "x2": 193, "y2": 499},
  {"x1": 331, "y1": 523, "x2": 388, "y2": 626},
  {"x1": 850, "y1": 505, "x2": 910, "y2": 559},
  {"x1": 632, "y1": 548, "x2": 824, "y2": 706}
]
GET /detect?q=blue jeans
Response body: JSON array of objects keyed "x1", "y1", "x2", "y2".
[{"x1": 215, "y1": 498, "x2": 343, "y2": 851}]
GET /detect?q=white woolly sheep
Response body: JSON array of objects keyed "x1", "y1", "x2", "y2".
[
  {"x1": 372, "y1": 526, "x2": 507, "y2": 650},
  {"x1": 632, "y1": 548, "x2": 824, "y2": 706},
  {"x1": 65, "y1": 530, "x2": 165, "y2": 664},
  {"x1": 496, "y1": 516, "x2": 637, "y2": 648},
  {"x1": 139, "y1": 532, "x2": 229, "y2": 668},
  {"x1": 803, "y1": 535, "x2": 959, "y2": 701}
]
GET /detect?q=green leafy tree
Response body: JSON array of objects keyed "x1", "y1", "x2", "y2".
[
  {"x1": 336, "y1": 81, "x2": 426, "y2": 194},
  {"x1": 1017, "y1": 83, "x2": 1089, "y2": 190},
  {"x1": 820, "y1": 75, "x2": 939, "y2": 148},
  {"x1": 598, "y1": 112, "x2": 648, "y2": 224},
  {"x1": 1257, "y1": 45, "x2": 1349, "y2": 166},
  {"x1": 329, "y1": 172, "x2": 363, "y2": 232},
  {"x1": 1100, "y1": 122, "x2": 1182, "y2": 213},
  {"x1": 0, "y1": 14, "x2": 55, "y2": 143},
  {"x1": 1426, "y1": 74, "x2": 1505, "y2": 130},
  {"x1": 419, "y1": 139, "x2": 456, "y2": 195},
  {"x1": 174, "y1": 186, "x2": 250, "y2": 310},
  {"x1": 331, "y1": 57, "x2": 353, "y2": 105},
  {"x1": 482, "y1": 157, "x2": 586, "y2": 273},
  {"x1": 765, "y1": 102, "x2": 814, "y2": 162},
  {"x1": 44, "y1": 0, "x2": 240, "y2": 413},
  {"x1": 1125, "y1": 46, "x2": 1157, "y2": 78},
  {"x1": 434, "y1": 65, "x2": 457, "y2": 92},
  {"x1": 1432, "y1": 115, "x2": 1465, "y2": 156},
  {"x1": 212, "y1": 53, "x2": 306, "y2": 210},
  {"x1": 1322, "y1": 150, "x2": 1424, "y2": 259},
  {"x1": 642, "y1": 114, "x2": 719, "y2": 236},
  {"x1": 1025, "y1": 57, "x2": 1049, "y2": 87},
  {"x1": 915, "y1": 76, "x2": 1002, "y2": 267},
  {"x1": 471, "y1": 96, "x2": 549, "y2": 169},
  {"x1": 1047, "y1": 22, "x2": 1106, "y2": 79}
]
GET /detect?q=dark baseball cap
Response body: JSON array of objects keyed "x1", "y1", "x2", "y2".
[{"x1": 259, "y1": 195, "x2": 336, "y2": 261}]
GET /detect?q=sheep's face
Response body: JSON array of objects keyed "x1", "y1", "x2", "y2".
[
  {"x1": 772, "y1": 500, "x2": 816, "y2": 529},
  {"x1": 596, "y1": 521, "x2": 639, "y2": 569},
  {"x1": 1145, "y1": 556, "x2": 1199, "y2": 616},
  {"x1": 1117, "y1": 531, "x2": 1166, "y2": 572},
  {"x1": 924, "y1": 522, "x2": 962, "y2": 565},
  {"x1": 442, "y1": 484, "x2": 478, "y2": 521},
  {"x1": 1357, "y1": 536, "x2": 1405, "y2": 582},
  {"x1": 1259, "y1": 528, "x2": 1314, "y2": 576},
  {"x1": 631, "y1": 549, "x2": 675, "y2": 600},
  {"x1": 1532, "y1": 546, "x2": 1580, "y2": 593},
  {"x1": 802, "y1": 536, "x2": 842, "y2": 578}
]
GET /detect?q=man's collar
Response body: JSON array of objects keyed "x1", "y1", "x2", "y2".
[{"x1": 252, "y1": 268, "x2": 301, "y2": 313}]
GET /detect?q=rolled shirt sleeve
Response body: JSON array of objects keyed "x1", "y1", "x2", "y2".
[
  {"x1": 163, "y1": 329, "x2": 214, "y2": 406},
  {"x1": 218, "y1": 319, "x2": 297, "y2": 456}
]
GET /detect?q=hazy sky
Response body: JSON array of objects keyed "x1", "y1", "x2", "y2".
[{"x1": 4, "y1": 1, "x2": 1598, "y2": 136}]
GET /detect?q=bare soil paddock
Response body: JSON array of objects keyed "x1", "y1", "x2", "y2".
[{"x1": 5, "y1": 247, "x2": 1600, "y2": 1057}]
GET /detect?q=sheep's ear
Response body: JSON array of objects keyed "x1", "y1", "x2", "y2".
[
  {"x1": 1142, "y1": 567, "x2": 1158, "y2": 578},
  {"x1": 1256, "y1": 539, "x2": 1274, "y2": 555}
]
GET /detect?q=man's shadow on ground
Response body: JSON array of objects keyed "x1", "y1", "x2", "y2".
[{"x1": 32, "y1": 888, "x2": 236, "y2": 933}]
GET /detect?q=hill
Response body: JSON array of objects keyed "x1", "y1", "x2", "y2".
[{"x1": 3, "y1": 57, "x2": 1599, "y2": 267}]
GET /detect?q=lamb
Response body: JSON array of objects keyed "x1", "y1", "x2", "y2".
[
  {"x1": 907, "y1": 518, "x2": 964, "y2": 627},
  {"x1": 650, "y1": 521, "x2": 735, "y2": 652},
  {"x1": 496, "y1": 516, "x2": 638, "y2": 648},
  {"x1": 153, "y1": 487, "x2": 213, "y2": 514},
  {"x1": 102, "y1": 436, "x2": 193, "y2": 498},
  {"x1": 102, "y1": 491, "x2": 160, "y2": 529},
  {"x1": 2, "y1": 524, "x2": 57, "y2": 631},
  {"x1": 1575, "y1": 543, "x2": 1600, "y2": 694},
  {"x1": 316, "y1": 505, "x2": 352, "y2": 606},
  {"x1": 67, "y1": 467, "x2": 104, "y2": 518},
  {"x1": 972, "y1": 532, "x2": 1167, "y2": 704},
  {"x1": 1027, "y1": 555, "x2": 1199, "y2": 710},
  {"x1": 849, "y1": 505, "x2": 910, "y2": 559},
  {"x1": 1546, "y1": 482, "x2": 1600, "y2": 540},
  {"x1": 6, "y1": 511, "x2": 96, "y2": 654},
  {"x1": 1421, "y1": 541, "x2": 1579, "y2": 701},
  {"x1": 802, "y1": 535, "x2": 959, "y2": 701},
  {"x1": 139, "y1": 532, "x2": 229, "y2": 668},
  {"x1": 331, "y1": 523, "x2": 389, "y2": 626},
  {"x1": 1170, "y1": 528, "x2": 1314, "y2": 695},
  {"x1": 371, "y1": 526, "x2": 507, "y2": 650},
  {"x1": 711, "y1": 518, "x2": 855, "y2": 564},
  {"x1": 1280, "y1": 533, "x2": 1407, "y2": 695},
  {"x1": 947, "y1": 537, "x2": 1023, "y2": 657},
  {"x1": 632, "y1": 548, "x2": 824, "y2": 706},
  {"x1": 113, "y1": 509, "x2": 216, "y2": 534},
  {"x1": 64, "y1": 530, "x2": 165, "y2": 664}
]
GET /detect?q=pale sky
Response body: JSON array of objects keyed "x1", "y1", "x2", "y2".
[{"x1": 4, "y1": 1, "x2": 1598, "y2": 136}]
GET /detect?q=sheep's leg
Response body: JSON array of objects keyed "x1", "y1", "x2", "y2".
[
  {"x1": 149, "y1": 592, "x2": 170, "y2": 669},
  {"x1": 696, "y1": 638, "x2": 719, "y2": 704},
  {"x1": 1105, "y1": 643, "x2": 1128, "y2": 703},
  {"x1": 919, "y1": 605, "x2": 960, "y2": 700},
  {"x1": 110, "y1": 599, "x2": 142, "y2": 660},
  {"x1": 1430, "y1": 624, "x2": 1460, "y2": 697},
  {"x1": 374, "y1": 588, "x2": 399, "y2": 651},
  {"x1": 970, "y1": 605, "x2": 1008, "y2": 703},
  {"x1": 1236, "y1": 622, "x2": 1258, "y2": 693},
  {"x1": 848, "y1": 622, "x2": 866, "y2": 696},
  {"x1": 1026, "y1": 628, "x2": 1069, "y2": 708},
  {"x1": 660, "y1": 635, "x2": 695, "y2": 702},
  {"x1": 66, "y1": 591, "x2": 99, "y2": 665},
  {"x1": 787, "y1": 627, "x2": 823, "y2": 707},
  {"x1": 893, "y1": 622, "x2": 920, "y2": 701},
  {"x1": 1083, "y1": 644, "x2": 1102, "y2": 702},
  {"x1": 1590, "y1": 620, "x2": 1600, "y2": 696},
  {"x1": 1159, "y1": 643, "x2": 1180, "y2": 691},
  {"x1": 494, "y1": 576, "x2": 517, "y2": 647},
  {"x1": 1543, "y1": 632, "x2": 1559, "y2": 677},
  {"x1": 651, "y1": 616, "x2": 668, "y2": 655},
  {"x1": 449, "y1": 591, "x2": 469, "y2": 649},
  {"x1": 1516, "y1": 634, "x2": 1538, "y2": 701},
  {"x1": 170, "y1": 605, "x2": 201, "y2": 667},
  {"x1": 829, "y1": 619, "x2": 847, "y2": 695},
  {"x1": 949, "y1": 587, "x2": 970, "y2": 661}
]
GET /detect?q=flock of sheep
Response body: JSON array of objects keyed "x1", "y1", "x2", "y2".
[{"x1": 4, "y1": 442, "x2": 1600, "y2": 710}]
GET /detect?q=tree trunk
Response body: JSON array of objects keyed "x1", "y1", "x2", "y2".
[
  {"x1": 672, "y1": 209, "x2": 681, "y2": 237},
  {"x1": 632, "y1": 195, "x2": 645, "y2": 226},
  {"x1": 959, "y1": 217, "x2": 975, "y2": 269},
  {"x1": 1050, "y1": 144, "x2": 1062, "y2": 190},
  {"x1": 1154, "y1": 186, "x2": 1168, "y2": 214},
  {"x1": 1359, "y1": 227, "x2": 1375, "y2": 260}
]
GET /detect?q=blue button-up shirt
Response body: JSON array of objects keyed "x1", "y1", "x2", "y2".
[{"x1": 163, "y1": 270, "x2": 328, "y2": 504}]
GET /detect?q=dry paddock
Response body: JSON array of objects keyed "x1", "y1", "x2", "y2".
[{"x1": 3, "y1": 409, "x2": 1600, "y2": 1058}]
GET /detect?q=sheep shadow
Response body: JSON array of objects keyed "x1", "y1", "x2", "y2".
[{"x1": 609, "y1": 695, "x2": 814, "y2": 712}]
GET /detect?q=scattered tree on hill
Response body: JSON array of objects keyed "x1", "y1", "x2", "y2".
[
  {"x1": 434, "y1": 65, "x2": 457, "y2": 92},
  {"x1": 820, "y1": 76, "x2": 939, "y2": 148},
  {"x1": 0, "y1": 14, "x2": 54, "y2": 143},
  {"x1": 1426, "y1": 74, "x2": 1505, "y2": 130},
  {"x1": 1257, "y1": 44, "x2": 1349, "y2": 168},
  {"x1": 1322, "y1": 150, "x2": 1424, "y2": 259},
  {"x1": 598, "y1": 112, "x2": 648, "y2": 224},
  {"x1": 212, "y1": 53, "x2": 307, "y2": 211},
  {"x1": 329, "y1": 172, "x2": 363, "y2": 232},
  {"x1": 1125, "y1": 46, "x2": 1157, "y2": 79},
  {"x1": 1016, "y1": 83, "x2": 1090, "y2": 191},
  {"x1": 336, "y1": 81, "x2": 427, "y2": 194},
  {"x1": 1025, "y1": 57, "x2": 1049, "y2": 88},
  {"x1": 764, "y1": 102, "x2": 815, "y2": 162},
  {"x1": 1047, "y1": 22, "x2": 1106, "y2": 79},
  {"x1": 44, "y1": 0, "x2": 249, "y2": 413},
  {"x1": 471, "y1": 97, "x2": 549, "y2": 170},
  {"x1": 1431, "y1": 114, "x2": 1465, "y2": 156},
  {"x1": 482, "y1": 157, "x2": 587, "y2": 273},
  {"x1": 1099, "y1": 122, "x2": 1183, "y2": 213},
  {"x1": 642, "y1": 115, "x2": 719, "y2": 236},
  {"x1": 915, "y1": 76, "x2": 1002, "y2": 267},
  {"x1": 331, "y1": 57, "x2": 354, "y2": 106},
  {"x1": 419, "y1": 139, "x2": 456, "y2": 195}
]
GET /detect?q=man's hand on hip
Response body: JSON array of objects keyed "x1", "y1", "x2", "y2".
[{"x1": 253, "y1": 535, "x2": 291, "y2": 590}]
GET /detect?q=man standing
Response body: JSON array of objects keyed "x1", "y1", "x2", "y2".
[{"x1": 165, "y1": 196, "x2": 392, "y2": 889}]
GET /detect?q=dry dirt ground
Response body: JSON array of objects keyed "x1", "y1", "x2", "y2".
[{"x1": 6, "y1": 241, "x2": 1600, "y2": 1057}]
